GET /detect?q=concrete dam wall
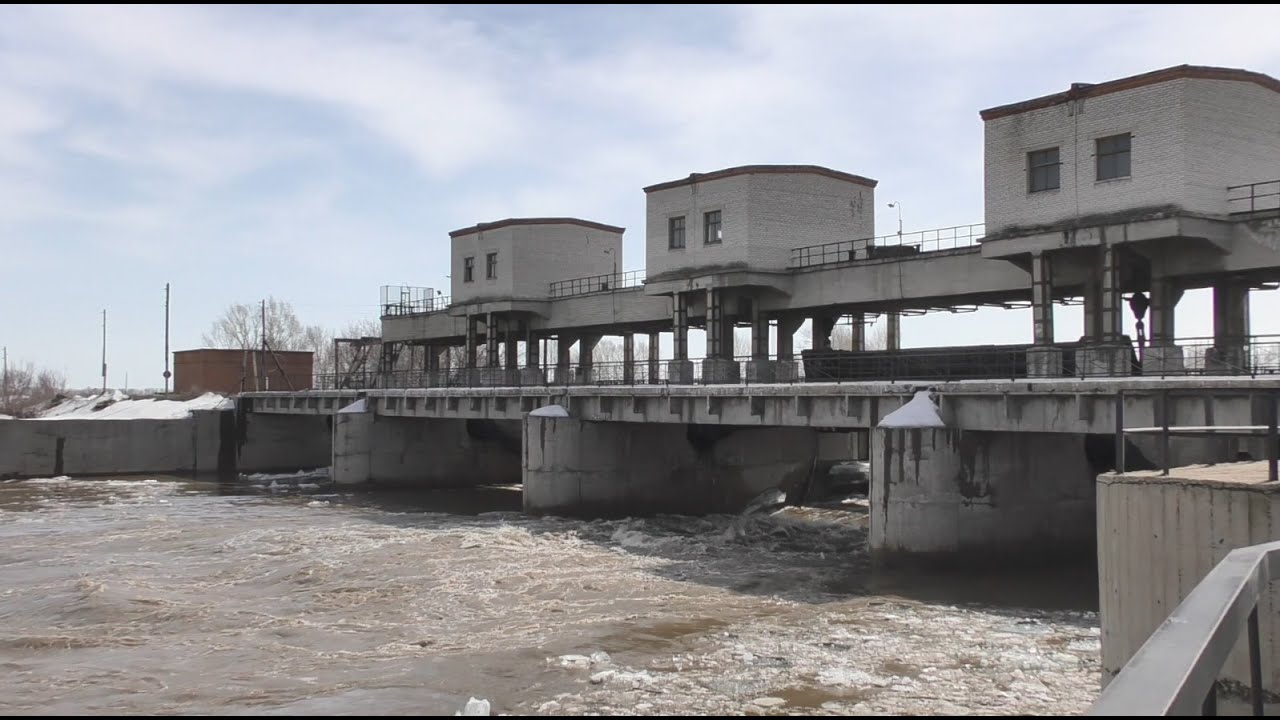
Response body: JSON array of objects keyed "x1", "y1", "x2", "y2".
[{"x1": 0, "y1": 411, "x2": 332, "y2": 479}]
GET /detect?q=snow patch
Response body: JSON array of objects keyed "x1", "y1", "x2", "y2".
[
  {"x1": 878, "y1": 391, "x2": 946, "y2": 429},
  {"x1": 529, "y1": 404, "x2": 569, "y2": 418},
  {"x1": 338, "y1": 398, "x2": 367, "y2": 414},
  {"x1": 34, "y1": 391, "x2": 229, "y2": 420}
]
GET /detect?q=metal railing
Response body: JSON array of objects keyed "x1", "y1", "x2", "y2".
[
  {"x1": 789, "y1": 223, "x2": 985, "y2": 269},
  {"x1": 1089, "y1": 540, "x2": 1279, "y2": 716},
  {"x1": 380, "y1": 285, "x2": 450, "y2": 317},
  {"x1": 548, "y1": 269, "x2": 646, "y2": 299},
  {"x1": 1146, "y1": 335, "x2": 1280, "y2": 378},
  {"x1": 1228, "y1": 180, "x2": 1280, "y2": 215}
]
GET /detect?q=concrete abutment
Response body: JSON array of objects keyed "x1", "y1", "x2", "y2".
[{"x1": 332, "y1": 409, "x2": 521, "y2": 486}]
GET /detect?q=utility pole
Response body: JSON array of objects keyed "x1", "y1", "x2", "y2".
[
  {"x1": 2, "y1": 346, "x2": 7, "y2": 405},
  {"x1": 163, "y1": 283, "x2": 171, "y2": 394},
  {"x1": 101, "y1": 309, "x2": 108, "y2": 393},
  {"x1": 260, "y1": 298, "x2": 267, "y2": 391}
]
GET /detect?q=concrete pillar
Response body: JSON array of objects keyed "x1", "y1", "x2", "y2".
[
  {"x1": 521, "y1": 325, "x2": 544, "y2": 386},
  {"x1": 556, "y1": 335, "x2": 573, "y2": 385},
  {"x1": 870, "y1": 428, "x2": 1096, "y2": 564},
  {"x1": 669, "y1": 293, "x2": 694, "y2": 383},
  {"x1": 885, "y1": 312, "x2": 901, "y2": 351},
  {"x1": 485, "y1": 312, "x2": 500, "y2": 368},
  {"x1": 1078, "y1": 246, "x2": 1131, "y2": 377},
  {"x1": 773, "y1": 315, "x2": 804, "y2": 383},
  {"x1": 523, "y1": 416, "x2": 819, "y2": 517},
  {"x1": 332, "y1": 404, "x2": 372, "y2": 485},
  {"x1": 813, "y1": 313, "x2": 837, "y2": 351},
  {"x1": 746, "y1": 306, "x2": 775, "y2": 383},
  {"x1": 702, "y1": 288, "x2": 739, "y2": 383},
  {"x1": 647, "y1": 331, "x2": 660, "y2": 384},
  {"x1": 1210, "y1": 283, "x2": 1251, "y2": 373},
  {"x1": 465, "y1": 317, "x2": 478, "y2": 369},
  {"x1": 623, "y1": 333, "x2": 635, "y2": 384},
  {"x1": 849, "y1": 313, "x2": 865, "y2": 352},
  {"x1": 1027, "y1": 252, "x2": 1064, "y2": 377},
  {"x1": 504, "y1": 319, "x2": 518, "y2": 370},
  {"x1": 1143, "y1": 278, "x2": 1184, "y2": 375},
  {"x1": 425, "y1": 344, "x2": 441, "y2": 387},
  {"x1": 577, "y1": 335, "x2": 600, "y2": 384}
]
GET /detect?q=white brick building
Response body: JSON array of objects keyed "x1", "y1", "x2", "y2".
[
  {"x1": 644, "y1": 165, "x2": 876, "y2": 281},
  {"x1": 982, "y1": 65, "x2": 1280, "y2": 238},
  {"x1": 449, "y1": 218, "x2": 624, "y2": 303}
]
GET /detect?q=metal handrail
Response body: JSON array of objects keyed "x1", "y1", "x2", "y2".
[
  {"x1": 789, "y1": 223, "x2": 985, "y2": 269},
  {"x1": 380, "y1": 285, "x2": 450, "y2": 317},
  {"x1": 548, "y1": 269, "x2": 646, "y2": 299},
  {"x1": 1089, "y1": 540, "x2": 1279, "y2": 716},
  {"x1": 1227, "y1": 180, "x2": 1280, "y2": 215}
]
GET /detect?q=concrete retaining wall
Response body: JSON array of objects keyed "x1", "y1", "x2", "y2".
[
  {"x1": 0, "y1": 414, "x2": 224, "y2": 478},
  {"x1": 0, "y1": 410, "x2": 333, "y2": 479},
  {"x1": 869, "y1": 429, "x2": 1097, "y2": 562},
  {"x1": 522, "y1": 417, "x2": 819, "y2": 517},
  {"x1": 1097, "y1": 472, "x2": 1280, "y2": 691}
]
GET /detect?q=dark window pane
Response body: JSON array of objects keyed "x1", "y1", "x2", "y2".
[
  {"x1": 1028, "y1": 147, "x2": 1060, "y2": 192},
  {"x1": 704, "y1": 210, "x2": 721, "y2": 244},
  {"x1": 669, "y1": 216, "x2": 686, "y2": 249},
  {"x1": 1096, "y1": 134, "x2": 1131, "y2": 180}
]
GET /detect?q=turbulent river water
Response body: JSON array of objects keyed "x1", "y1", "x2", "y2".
[{"x1": 0, "y1": 473, "x2": 1101, "y2": 715}]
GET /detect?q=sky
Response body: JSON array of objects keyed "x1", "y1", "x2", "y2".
[{"x1": 4, "y1": 4, "x2": 1280, "y2": 388}]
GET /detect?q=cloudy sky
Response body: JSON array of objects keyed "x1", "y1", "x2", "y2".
[{"x1": 3, "y1": 4, "x2": 1280, "y2": 387}]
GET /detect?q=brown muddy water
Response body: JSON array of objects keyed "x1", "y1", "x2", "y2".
[{"x1": 0, "y1": 473, "x2": 1102, "y2": 715}]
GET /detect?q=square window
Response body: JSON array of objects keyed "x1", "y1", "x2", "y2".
[
  {"x1": 704, "y1": 210, "x2": 722, "y2": 245},
  {"x1": 463, "y1": 256, "x2": 474, "y2": 282},
  {"x1": 1027, "y1": 147, "x2": 1060, "y2": 193},
  {"x1": 668, "y1": 216, "x2": 686, "y2": 249},
  {"x1": 1096, "y1": 133, "x2": 1131, "y2": 181},
  {"x1": 486, "y1": 252, "x2": 498, "y2": 279}
]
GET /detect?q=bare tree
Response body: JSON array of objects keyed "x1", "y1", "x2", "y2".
[
  {"x1": 202, "y1": 297, "x2": 313, "y2": 351},
  {"x1": 0, "y1": 360, "x2": 67, "y2": 417},
  {"x1": 311, "y1": 319, "x2": 382, "y2": 376}
]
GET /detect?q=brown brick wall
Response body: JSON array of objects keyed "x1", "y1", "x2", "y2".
[{"x1": 174, "y1": 349, "x2": 313, "y2": 395}]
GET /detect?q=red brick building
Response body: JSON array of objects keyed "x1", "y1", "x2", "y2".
[{"x1": 174, "y1": 349, "x2": 314, "y2": 395}]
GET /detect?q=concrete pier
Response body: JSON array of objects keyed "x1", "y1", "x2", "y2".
[
  {"x1": 869, "y1": 428, "x2": 1098, "y2": 563},
  {"x1": 522, "y1": 416, "x2": 819, "y2": 517}
]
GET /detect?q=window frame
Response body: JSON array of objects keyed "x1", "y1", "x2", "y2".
[
  {"x1": 703, "y1": 210, "x2": 722, "y2": 245},
  {"x1": 463, "y1": 256, "x2": 475, "y2": 283},
  {"x1": 1027, "y1": 147, "x2": 1061, "y2": 194},
  {"x1": 668, "y1": 215, "x2": 686, "y2": 249},
  {"x1": 1096, "y1": 133, "x2": 1132, "y2": 182},
  {"x1": 485, "y1": 251, "x2": 498, "y2": 280}
]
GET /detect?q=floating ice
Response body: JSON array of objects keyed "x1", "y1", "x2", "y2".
[{"x1": 455, "y1": 697, "x2": 490, "y2": 716}]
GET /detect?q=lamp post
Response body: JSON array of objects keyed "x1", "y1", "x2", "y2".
[{"x1": 887, "y1": 202, "x2": 903, "y2": 236}]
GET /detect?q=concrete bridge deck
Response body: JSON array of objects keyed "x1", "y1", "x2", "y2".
[{"x1": 241, "y1": 376, "x2": 1280, "y2": 434}]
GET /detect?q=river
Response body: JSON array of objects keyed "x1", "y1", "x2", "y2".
[{"x1": 0, "y1": 473, "x2": 1100, "y2": 715}]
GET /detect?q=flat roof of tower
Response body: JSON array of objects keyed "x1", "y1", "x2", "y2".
[
  {"x1": 643, "y1": 164, "x2": 878, "y2": 193},
  {"x1": 980, "y1": 64, "x2": 1280, "y2": 121},
  {"x1": 448, "y1": 217, "x2": 625, "y2": 238}
]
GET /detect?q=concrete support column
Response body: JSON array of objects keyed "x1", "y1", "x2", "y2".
[
  {"x1": 332, "y1": 403, "x2": 372, "y2": 485},
  {"x1": 1078, "y1": 246, "x2": 1131, "y2": 377},
  {"x1": 1144, "y1": 278, "x2": 1184, "y2": 375},
  {"x1": 746, "y1": 306, "x2": 773, "y2": 383},
  {"x1": 669, "y1": 293, "x2": 694, "y2": 383},
  {"x1": 885, "y1": 312, "x2": 901, "y2": 351},
  {"x1": 702, "y1": 288, "x2": 739, "y2": 383},
  {"x1": 813, "y1": 313, "x2": 837, "y2": 351},
  {"x1": 577, "y1": 335, "x2": 600, "y2": 384},
  {"x1": 520, "y1": 325, "x2": 544, "y2": 386},
  {"x1": 485, "y1": 312, "x2": 500, "y2": 368},
  {"x1": 1027, "y1": 252, "x2": 1064, "y2": 378},
  {"x1": 425, "y1": 345, "x2": 441, "y2": 387},
  {"x1": 647, "y1": 331, "x2": 660, "y2": 385},
  {"x1": 465, "y1": 317, "x2": 478, "y2": 369},
  {"x1": 870, "y1": 427, "x2": 1095, "y2": 564},
  {"x1": 772, "y1": 315, "x2": 804, "y2": 383},
  {"x1": 523, "y1": 416, "x2": 819, "y2": 517},
  {"x1": 623, "y1": 333, "x2": 635, "y2": 384},
  {"x1": 556, "y1": 335, "x2": 573, "y2": 385},
  {"x1": 849, "y1": 313, "x2": 865, "y2": 352},
  {"x1": 504, "y1": 319, "x2": 518, "y2": 370},
  {"x1": 1210, "y1": 283, "x2": 1251, "y2": 373}
]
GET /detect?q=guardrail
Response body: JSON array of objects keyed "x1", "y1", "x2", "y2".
[
  {"x1": 1089, "y1": 539, "x2": 1279, "y2": 716},
  {"x1": 380, "y1": 285, "x2": 450, "y2": 317},
  {"x1": 1228, "y1": 180, "x2": 1280, "y2": 215},
  {"x1": 789, "y1": 223, "x2": 985, "y2": 269},
  {"x1": 548, "y1": 269, "x2": 645, "y2": 299}
]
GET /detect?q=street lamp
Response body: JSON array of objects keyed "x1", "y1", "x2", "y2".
[{"x1": 887, "y1": 202, "x2": 903, "y2": 236}]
